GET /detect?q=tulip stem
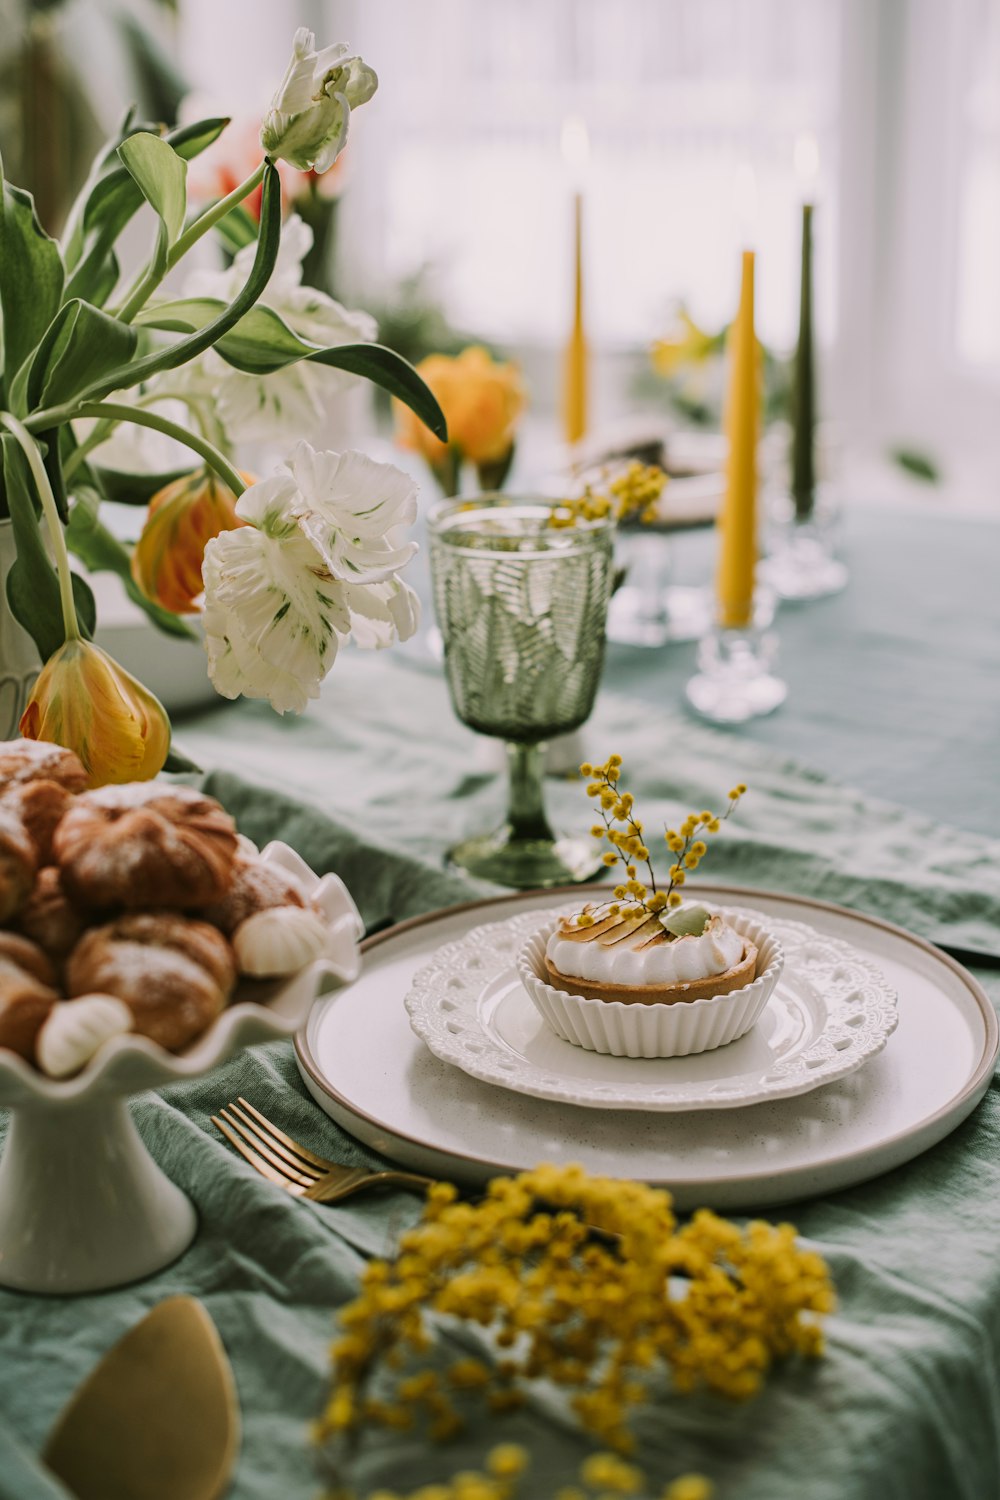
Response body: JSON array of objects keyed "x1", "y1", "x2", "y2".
[
  {"x1": 69, "y1": 402, "x2": 247, "y2": 497},
  {"x1": 0, "y1": 412, "x2": 81, "y2": 642},
  {"x1": 62, "y1": 419, "x2": 114, "y2": 481},
  {"x1": 114, "y1": 160, "x2": 268, "y2": 324},
  {"x1": 170, "y1": 160, "x2": 267, "y2": 267}
]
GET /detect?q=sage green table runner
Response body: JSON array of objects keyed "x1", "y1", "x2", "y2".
[{"x1": 2, "y1": 650, "x2": 1000, "y2": 1500}]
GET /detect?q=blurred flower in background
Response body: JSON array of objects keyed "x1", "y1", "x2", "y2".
[
  {"x1": 642, "y1": 301, "x2": 790, "y2": 430},
  {"x1": 183, "y1": 104, "x2": 351, "y2": 292},
  {"x1": 394, "y1": 345, "x2": 527, "y2": 496}
]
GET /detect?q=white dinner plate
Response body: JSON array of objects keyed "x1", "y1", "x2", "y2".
[
  {"x1": 402, "y1": 906, "x2": 897, "y2": 1110},
  {"x1": 295, "y1": 884, "x2": 998, "y2": 1211}
]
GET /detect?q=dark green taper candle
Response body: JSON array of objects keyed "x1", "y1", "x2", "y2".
[{"x1": 791, "y1": 201, "x2": 815, "y2": 521}]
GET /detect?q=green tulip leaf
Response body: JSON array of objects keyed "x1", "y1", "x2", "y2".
[
  {"x1": 62, "y1": 117, "x2": 228, "y2": 306},
  {"x1": 2, "y1": 435, "x2": 94, "y2": 660},
  {"x1": 63, "y1": 116, "x2": 229, "y2": 274},
  {"x1": 91, "y1": 463, "x2": 193, "y2": 506},
  {"x1": 26, "y1": 299, "x2": 138, "y2": 412},
  {"x1": 0, "y1": 174, "x2": 65, "y2": 413},
  {"x1": 118, "y1": 132, "x2": 188, "y2": 251},
  {"x1": 76, "y1": 160, "x2": 283, "y2": 404},
  {"x1": 661, "y1": 903, "x2": 712, "y2": 938},
  {"x1": 136, "y1": 297, "x2": 449, "y2": 440},
  {"x1": 164, "y1": 744, "x2": 203, "y2": 775},
  {"x1": 214, "y1": 204, "x2": 259, "y2": 256},
  {"x1": 65, "y1": 488, "x2": 197, "y2": 641}
]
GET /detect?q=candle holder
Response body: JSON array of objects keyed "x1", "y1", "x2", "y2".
[
  {"x1": 606, "y1": 530, "x2": 714, "y2": 646},
  {"x1": 762, "y1": 486, "x2": 847, "y2": 601},
  {"x1": 685, "y1": 591, "x2": 786, "y2": 723}
]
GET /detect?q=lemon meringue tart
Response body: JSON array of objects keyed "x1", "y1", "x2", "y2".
[{"x1": 543, "y1": 905, "x2": 757, "y2": 1005}]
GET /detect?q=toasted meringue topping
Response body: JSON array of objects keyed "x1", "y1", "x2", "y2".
[{"x1": 546, "y1": 910, "x2": 744, "y2": 987}]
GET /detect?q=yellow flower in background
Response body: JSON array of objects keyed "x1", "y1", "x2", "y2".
[
  {"x1": 20, "y1": 639, "x2": 170, "y2": 787},
  {"x1": 650, "y1": 309, "x2": 719, "y2": 378},
  {"x1": 132, "y1": 468, "x2": 251, "y2": 615},
  {"x1": 394, "y1": 346, "x2": 527, "y2": 467}
]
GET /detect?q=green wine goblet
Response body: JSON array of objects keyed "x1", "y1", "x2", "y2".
[{"x1": 428, "y1": 494, "x2": 615, "y2": 889}]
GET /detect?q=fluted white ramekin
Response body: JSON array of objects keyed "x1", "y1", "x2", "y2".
[{"x1": 517, "y1": 910, "x2": 784, "y2": 1058}]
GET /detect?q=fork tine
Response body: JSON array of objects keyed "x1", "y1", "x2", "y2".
[
  {"x1": 211, "y1": 1114, "x2": 305, "y2": 1193},
  {"x1": 217, "y1": 1107, "x2": 315, "y2": 1188},
  {"x1": 236, "y1": 1097, "x2": 335, "y2": 1173},
  {"x1": 228, "y1": 1102, "x2": 323, "y2": 1181}
]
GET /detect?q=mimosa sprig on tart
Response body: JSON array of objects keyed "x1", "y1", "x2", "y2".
[{"x1": 542, "y1": 759, "x2": 754, "y2": 1006}]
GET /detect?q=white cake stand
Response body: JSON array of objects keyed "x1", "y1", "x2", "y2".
[{"x1": 0, "y1": 842, "x2": 362, "y2": 1295}]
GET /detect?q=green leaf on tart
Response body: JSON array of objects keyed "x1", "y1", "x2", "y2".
[{"x1": 661, "y1": 904, "x2": 712, "y2": 938}]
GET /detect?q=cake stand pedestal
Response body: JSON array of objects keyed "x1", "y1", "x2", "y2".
[{"x1": 0, "y1": 1096, "x2": 196, "y2": 1294}]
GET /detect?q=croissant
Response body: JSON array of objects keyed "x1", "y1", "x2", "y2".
[
  {"x1": 201, "y1": 855, "x2": 305, "y2": 935},
  {"x1": 67, "y1": 911, "x2": 236, "y2": 1052},
  {"x1": 0, "y1": 805, "x2": 37, "y2": 923},
  {"x1": 0, "y1": 739, "x2": 88, "y2": 794},
  {"x1": 0, "y1": 933, "x2": 59, "y2": 1061},
  {"x1": 15, "y1": 866, "x2": 87, "y2": 968},
  {"x1": 2, "y1": 780, "x2": 74, "y2": 866},
  {"x1": 54, "y1": 784, "x2": 238, "y2": 911}
]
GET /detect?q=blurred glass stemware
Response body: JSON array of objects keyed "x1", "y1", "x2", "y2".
[
  {"x1": 607, "y1": 526, "x2": 714, "y2": 646},
  {"x1": 428, "y1": 495, "x2": 615, "y2": 889}
]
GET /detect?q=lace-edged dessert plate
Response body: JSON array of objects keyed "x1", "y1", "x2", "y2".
[
  {"x1": 298, "y1": 885, "x2": 997, "y2": 1209},
  {"x1": 403, "y1": 905, "x2": 899, "y2": 1111}
]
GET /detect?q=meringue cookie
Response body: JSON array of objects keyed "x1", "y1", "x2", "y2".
[
  {"x1": 232, "y1": 905, "x2": 331, "y2": 977},
  {"x1": 36, "y1": 994, "x2": 132, "y2": 1078}
]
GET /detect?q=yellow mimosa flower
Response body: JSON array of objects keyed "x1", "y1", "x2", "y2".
[{"x1": 20, "y1": 639, "x2": 170, "y2": 787}]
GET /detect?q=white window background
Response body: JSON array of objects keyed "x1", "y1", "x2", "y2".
[{"x1": 174, "y1": 0, "x2": 1000, "y2": 494}]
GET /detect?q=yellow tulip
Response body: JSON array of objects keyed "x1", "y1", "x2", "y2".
[
  {"x1": 394, "y1": 346, "x2": 527, "y2": 468},
  {"x1": 132, "y1": 468, "x2": 250, "y2": 615},
  {"x1": 20, "y1": 639, "x2": 170, "y2": 787}
]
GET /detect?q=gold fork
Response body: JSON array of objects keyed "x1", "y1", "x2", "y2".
[{"x1": 211, "y1": 1097, "x2": 436, "y2": 1203}]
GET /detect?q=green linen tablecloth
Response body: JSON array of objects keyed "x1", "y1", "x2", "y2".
[
  {"x1": 394, "y1": 495, "x2": 1000, "y2": 840},
  {"x1": 3, "y1": 647, "x2": 1000, "y2": 1498}
]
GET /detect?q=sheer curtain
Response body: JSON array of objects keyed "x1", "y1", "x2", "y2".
[
  {"x1": 177, "y1": 0, "x2": 1000, "y2": 484},
  {"x1": 331, "y1": 0, "x2": 841, "y2": 353}
]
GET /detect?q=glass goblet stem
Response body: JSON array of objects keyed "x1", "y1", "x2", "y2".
[{"x1": 505, "y1": 742, "x2": 556, "y2": 844}]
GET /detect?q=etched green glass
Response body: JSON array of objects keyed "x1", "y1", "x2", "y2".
[{"x1": 428, "y1": 495, "x2": 615, "y2": 888}]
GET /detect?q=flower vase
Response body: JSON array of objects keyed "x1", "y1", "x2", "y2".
[{"x1": 0, "y1": 518, "x2": 40, "y2": 737}]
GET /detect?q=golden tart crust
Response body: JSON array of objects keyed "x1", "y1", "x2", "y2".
[{"x1": 543, "y1": 945, "x2": 757, "y2": 1006}]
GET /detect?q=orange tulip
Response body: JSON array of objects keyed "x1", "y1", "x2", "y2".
[
  {"x1": 132, "y1": 468, "x2": 251, "y2": 615},
  {"x1": 394, "y1": 346, "x2": 527, "y2": 468},
  {"x1": 20, "y1": 639, "x2": 170, "y2": 787}
]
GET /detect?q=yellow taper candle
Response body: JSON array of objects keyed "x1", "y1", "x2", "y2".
[
  {"x1": 561, "y1": 191, "x2": 588, "y2": 445},
  {"x1": 715, "y1": 249, "x2": 758, "y2": 629}
]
